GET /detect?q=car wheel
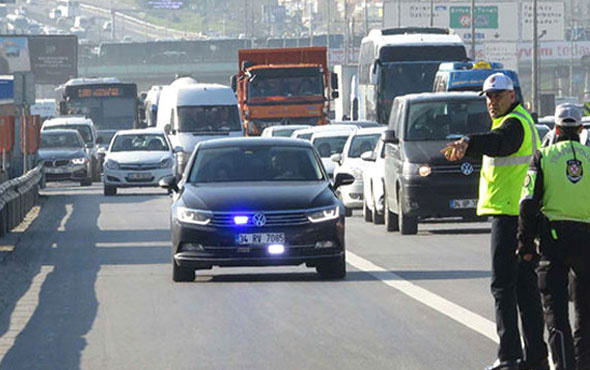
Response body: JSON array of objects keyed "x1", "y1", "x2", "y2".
[
  {"x1": 93, "y1": 160, "x2": 101, "y2": 181},
  {"x1": 316, "y1": 255, "x2": 346, "y2": 279},
  {"x1": 363, "y1": 199, "x2": 373, "y2": 222},
  {"x1": 80, "y1": 177, "x2": 92, "y2": 187},
  {"x1": 344, "y1": 207, "x2": 353, "y2": 217},
  {"x1": 398, "y1": 188, "x2": 417, "y2": 235},
  {"x1": 104, "y1": 185, "x2": 117, "y2": 196},
  {"x1": 172, "y1": 261, "x2": 195, "y2": 282},
  {"x1": 384, "y1": 190, "x2": 399, "y2": 232},
  {"x1": 372, "y1": 197, "x2": 384, "y2": 224}
]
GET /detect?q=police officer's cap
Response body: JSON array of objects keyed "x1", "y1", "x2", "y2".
[
  {"x1": 479, "y1": 73, "x2": 514, "y2": 96},
  {"x1": 555, "y1": 103, "x2": 582, "y2": 127}
]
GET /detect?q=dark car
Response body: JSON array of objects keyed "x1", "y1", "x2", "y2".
[
  {"x1": 39, "y1": 129, "x2": 92, "y2": 186},
  {"x1": 382, "y1": 92, "x2": 492, "y2": 234},
  {"x1": 160, "y1": 137, "x2": 355, "y2": 282}
]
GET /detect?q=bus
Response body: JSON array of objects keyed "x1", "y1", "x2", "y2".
[
  {"x1": 56, "y1": 77, "x2": 140, "y2": 145},
  {"x1": 357, "y1": 27, "x2": 467, "y2": 124}
]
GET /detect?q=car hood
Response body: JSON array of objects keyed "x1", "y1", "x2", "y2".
[
  {"x1": 38, "y1": 148, "x2": 86, "y2": 160},
  {"x1": 402, "y1": 141, "x2": 481, "y2": 166},
  {"x1": 106, "y1": 151, "x2": 171, "y2": 164},
  {"x1": 181, "y1": 181, "x2": 335, "y2": 211}
]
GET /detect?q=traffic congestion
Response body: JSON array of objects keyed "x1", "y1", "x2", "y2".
[{"x1": 1, "y1": 1, "x2": 590, "y2": 369}]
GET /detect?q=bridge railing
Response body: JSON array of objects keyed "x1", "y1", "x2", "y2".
[{"x1": 0, "y1": 165, "x2": 43, "y2": 237}]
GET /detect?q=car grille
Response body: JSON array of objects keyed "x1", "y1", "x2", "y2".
[
  {"x1": 44, "y1": 160, "x2": 70, "y2": 167},
  {"x1": 210, "y1": 211, "x2": 309, "y2": 227},
  {"x1": 119, "y1": 163, "x2": 159, "y2": 171},
  {"x1": 430, "y1": 164, "x2": 481, "y2": 174}
]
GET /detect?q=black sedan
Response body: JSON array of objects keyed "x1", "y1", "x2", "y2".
[{"x1": 160, "y1": 138, "x2": 354, "y2": 282}]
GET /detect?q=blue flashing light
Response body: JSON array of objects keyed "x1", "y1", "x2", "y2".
[
  {"x1": 234, "y1": 216, "x2": 249, "y2": 225},
  {"x1": 268, "y1": 244, "x2": 285, "y2": 255}
]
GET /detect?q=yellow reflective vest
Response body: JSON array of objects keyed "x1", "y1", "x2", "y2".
[{"x1": 477, "y1": 105, "x2": 540, "y2": 216}]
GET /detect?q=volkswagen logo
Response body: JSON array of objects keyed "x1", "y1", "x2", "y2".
[
  {"x1": 252, "y1": 212, "x2": 267, "y2": 227},
  {"x1": 461, "y1": 162, "x2": 474, "y2": 176}
]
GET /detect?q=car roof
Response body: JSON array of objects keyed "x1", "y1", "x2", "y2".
[
  {"x1": 197, "y1": 137, "x2": 313, "y2": 149},
  {"x1": 329, "y1": 120, "x2": 381, "y2": 127},
  {"x1": 115, "y1": 128, "x2": 167, "y2": 136},
  {"x1": 350, "y1": 126, "x2": 387, "y2": 136},
  {"x1": 42, "y1": 116, "x2": 94, "y2": 127},
  {"x1": 396, "y1": 91, "x2": 482, "y2": 103},
  {"x1": 311, "y1": 130, "x2": 354, "y2": 139},
  {"x1": 41, "y1": 128, "x2": 82, "y2": 136},
  {"x1": 267, "y1": 125, "x2": 311, "y2": 132},
  {"x1": 292, "y1": 124, "x2": 356, "y2": 136}
]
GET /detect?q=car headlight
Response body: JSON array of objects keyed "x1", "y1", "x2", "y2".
[
  {"x1": 307, "y1": 206, "x2": 339, "y2": 223},
  {"x1": 160, "y1": 158, "x2": 173, "y2": 168},
  {"x1": 402, "y1": 162, "x2": 431, "y2": 177},
  {"x1": 105, "y1": 159, "x2": 120, "y2": 170},
  {"x1": 176, "y1": 206, "x2": 213, "y2": 225},
  {"x1": 71, "y1": 157, "x2": 88, "y2": 165}
]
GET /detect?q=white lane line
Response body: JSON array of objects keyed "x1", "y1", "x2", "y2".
[
  {"x1": 346, "y1": 251, "x2": 499, "y2": 343},
  {"x1": 0, "y1": 266, "x2": 54, "y2": 357},
  {"x1": 58, "y1": 204, "x2": 73, "y2": 231},
  {"x1": 95, "y1": 241, "x2": 169, "y2": 248}
]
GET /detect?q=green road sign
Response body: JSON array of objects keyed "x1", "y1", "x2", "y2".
[{"x1": 450, "y1": 6, "x2": 499, "y2": 29}]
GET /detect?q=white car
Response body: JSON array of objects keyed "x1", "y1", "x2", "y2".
[
  {"x1": 332, "y1": 126, "x2": 385, "y2": 216},
  {"x1": 291, "y1": 124, "x2": 356, "y2": 141},
  {"x1": 361, "y1": 135, "x2": 387, "y2": 224},
  {"x1": 103, "y1": 128, "x2": 177, "y2": 196},
  {"x1": 310, "y1": 130, "x2": 354, "y2": 180},
  {"x1": 261, "y1": 125, "x2": 311, "y2": 137}
]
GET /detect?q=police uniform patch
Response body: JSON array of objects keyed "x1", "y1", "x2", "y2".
[{"x1": 566, "y1": 159, "x2": 583, "y2": 184}]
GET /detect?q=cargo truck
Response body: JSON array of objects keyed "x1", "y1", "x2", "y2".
[{"x1": 232, "y1": 46, "x2": 338, "y2": 136}]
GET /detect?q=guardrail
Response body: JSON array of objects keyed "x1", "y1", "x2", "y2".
[{"x1": 0, "y1": 165, "x2": 43, "y2": 238}]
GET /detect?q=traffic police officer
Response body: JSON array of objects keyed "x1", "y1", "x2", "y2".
[
  {"x1": 442, "y1": 73, "x2": 548, "y2": 370},
  {"x1": 517, "y1": 104, "x2": 590, "y2": 370}
]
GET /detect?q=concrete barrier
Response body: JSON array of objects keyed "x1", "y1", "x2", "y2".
[{"x1": 0, "y1": 165, "x2": 43, "y2": 236}]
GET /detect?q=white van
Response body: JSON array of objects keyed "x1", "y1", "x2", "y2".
[{"x1": 156, "y1": 77, "x2": 243, "y2": 175}]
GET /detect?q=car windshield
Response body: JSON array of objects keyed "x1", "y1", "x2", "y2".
[
  {"x1": 405, "y1": 99, "x2": 491, "y2": 141},
  {"x1": 189, "y1": 146, "x2": 324, "y2": 183},
  {"x1": 347, "y1": 134, "x2": 381, "y2": 158},
  {"x1": 313, "y1": 136, "x2": 349, "y2": 158},
  {"x1": 248, "y1": 73, "x2": 323, "y2": 98},
  {"x1": 45, "y1": 124, "x2": 93, "y2": 144},
  {"x1": 110, "y1": 134, "x2": 169, "y2": 152},
  {"x1": 40, "y1": 132, "x2": 83, "y2": 149},
  {"x1": 177, "y1": 105, "x2": 241, "y2": 133},
  {"x1": 272, "y1": 128, "x2": 299, "y2": 137}
]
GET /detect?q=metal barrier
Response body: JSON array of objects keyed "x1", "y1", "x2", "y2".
[{"x1": 0, "y1": 165, "x2": 43, "y2": 237}]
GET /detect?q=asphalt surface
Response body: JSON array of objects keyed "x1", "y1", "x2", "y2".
[{"x1": 0, "y1": 183, "x2": 502, "y2": 370}]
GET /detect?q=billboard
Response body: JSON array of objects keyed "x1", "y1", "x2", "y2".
[
  {"x1": 0, "y1": 36, "x2": 31, "y2": 74},
  {"x1": 28, "y1": 35, "x2": 78, "y2": 85}
]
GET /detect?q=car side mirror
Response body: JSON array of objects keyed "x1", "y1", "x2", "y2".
[
  {"x1": 230, "y1": 75, "x2": 237, "y2": 92},
  {"x1": 173, "y1": 146, "x2": 183, "y2": 153},
  {"x1": 159, "y1": 176, "x2": 179, "y2": 193},
  {"x1": 361, "y1": 151, "x2": 375, "y2": 162},
  {"x1": 382, "y1": 129, "x2": 399, "y2": 144},
  {"x1": 330, "y1": 153, "x2": 342, "y2": 164},
  {"x1": 331, "y1": 91, "x2": 339, "y2": 99},
  {"x1": 333, "y1": 172, "x2": 355, "y2": 190},
  {"x1": 331, "y1": 72, "x2": 338, "y2": 90}
]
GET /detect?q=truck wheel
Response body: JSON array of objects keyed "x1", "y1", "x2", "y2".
[
  {"x1": 398, "y1": 188, "x2": 417, "y2": 235},
  {"x1": 372, "y1": 198, "x2": 384, "y2": 225},
  {"x1": 384, "y1": 190, "x2": 399, "y2": 232},
  {"x1": 363, "y1": 199, "x2": 373, "y2": 222}
]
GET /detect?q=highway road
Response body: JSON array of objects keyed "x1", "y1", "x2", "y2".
[{"x1": 0, "y1": 183, "x2": 501, "y2": 369}]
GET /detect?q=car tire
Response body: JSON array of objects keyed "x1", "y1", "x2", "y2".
[
  {"x1": 384, "y1": 190, "x2": 399, "y2": 232},
  {"x1": 316, "y1": 255, "x2": 346, "y2": 279},
  {"x1": 104, "y1": 185, "x2": 117, "y2": 196},
  {"x1": 172, "y1": 261, "x2": 195, "y2": 282},
  {"x1": 80, "y1": 178, "x2": 92, "y2": 187},
  {"x1": 363, "y1": 199, "x2": 373, "y2": 222},
  {"x1": 345, "y1": 207, "x2": 353, "y2": 217},
  {"x1": 398, "y1": 188, "x2": 418, "y2": 235},
  {"x1": 372, "y1": 198, "x2": 384, "y2": 224},
  {"x1": 93, "y1": 160, "x2": 101, "y2": 181}
]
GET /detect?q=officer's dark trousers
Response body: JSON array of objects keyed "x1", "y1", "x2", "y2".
[
  {"x1": 490, "y1": 215, "x2": 547, "y2": 362},
  {"x1": 538, "y1": 222, "x2": 590, "y2": 370}
]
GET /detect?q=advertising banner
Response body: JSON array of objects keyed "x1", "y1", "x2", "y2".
[
  {"x1": 28, "y1": 35, "x2": 78, "y2": 85},
  {"x1": 0, "y1": 36, "x2": 31, "y2": 74},
  {"x1": 516, "y1": 41, "x2": 590, "y2": 61},
  {"x1": 483, "y1": 42, "x2": 518, "y2": 70}
]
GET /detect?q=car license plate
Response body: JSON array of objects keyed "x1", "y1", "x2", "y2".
[
  {"x1": 45, "y1": 167, "x2": 66, "y2": 174},
  {"x1": 450, "y1": 199, "x2": 478, "y2": 209},
  {"x1": 128, "y1": 173, "x2": 151, "y2": 179},
  {"x1": 236, "y1": 233, "x2": 285, "y2": 245}
]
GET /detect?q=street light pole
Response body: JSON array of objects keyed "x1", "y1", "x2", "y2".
[
  {"x1": 430, "y1": 0, "x2": 434, "y2": 27},
  {"x1": 532, "y1": 0, "x2": 539, "y2": 112},
  {"x1": 471, "y1": 0, "x2": 476, "y2": 59}
]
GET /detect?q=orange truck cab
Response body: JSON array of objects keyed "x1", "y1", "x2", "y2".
[{"x1": 232, "y1": 46, "x2": 338, "y2": 136}]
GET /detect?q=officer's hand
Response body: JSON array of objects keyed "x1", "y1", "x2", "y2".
[{"x1": 440, "y1": 139, "x2": 468, "y2": 161}]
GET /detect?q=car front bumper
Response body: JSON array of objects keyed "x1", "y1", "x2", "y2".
[
  {"x1": 171, "y1": 217, "x2": 345, "y2": 270},
  {"x1": 103, "y1": 167, "x2": 175, "y2": 187},
  {"x1": 43, "y1": 164, "x2": 88, "y2": 181}
]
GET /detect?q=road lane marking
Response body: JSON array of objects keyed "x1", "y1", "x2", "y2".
[
  {"x1": 346, "y1": 251, "x2": 498, "y2": 343},
  {"x1": 0, "y1": 266, "x2": 54, "y2": 357},
  {"x1": 58, "y1": 204, "x2": 73, "y2": 231}
]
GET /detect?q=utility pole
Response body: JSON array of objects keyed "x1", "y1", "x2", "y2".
[
  {"x1": 364, "y1": 0, "x2": 369, "y2": 36},
  {"x1": 430, "y1": 0, "x2": 434, "y2": 27},
  {"x1": 569, "y1": 1, "x2": 575, "y2": 97},
  {"x1": 532, "y1": 0, "x2": 539, "y2": 112},
  {"x1": 471, "y1": 0, "x2": 476, "y2": 59},
  {"x1": 308, "y1": 0, "x2": 313, "y2": 46}
]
